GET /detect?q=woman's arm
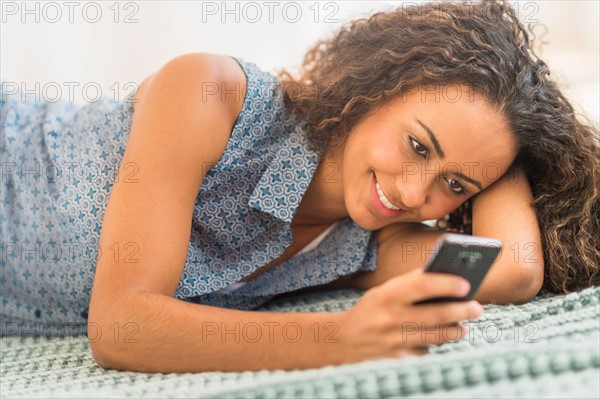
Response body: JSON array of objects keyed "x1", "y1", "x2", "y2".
[
  {"x1": 468, "y1": 164, "x2": 544, "y2": 303},
  {"x1": 310, "y1": 165, "x2": 544, "y2": 305},
  {"x1": 88, "y1": 53, "x2": 347, "y2": 372}
]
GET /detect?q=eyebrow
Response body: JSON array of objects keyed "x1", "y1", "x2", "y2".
[
  {"x1": 415, "y1": 118, "x2": 445, "y2": 159},
  {"x1": 414, "y1": 117, "x2": 483, "y2": 191},
  {"x1": 454, "y1": 171, "x2": 483, "y2": 191}
]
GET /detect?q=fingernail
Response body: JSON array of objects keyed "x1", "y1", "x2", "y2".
[
  {"x1": 470, "y1": 301, "x2": 483, "y2": 317},
  {"x1": 460, "y1": 280, "x2": 470, "y2": 294}
]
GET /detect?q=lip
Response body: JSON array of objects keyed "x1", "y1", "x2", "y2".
[{"x1": 371, "y1": 173, "x2": 406, "y2": 218}]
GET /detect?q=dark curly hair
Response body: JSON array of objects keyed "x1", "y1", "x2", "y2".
[{"x1": 274, "y1": 0, "x2": 600, "y2": 295}]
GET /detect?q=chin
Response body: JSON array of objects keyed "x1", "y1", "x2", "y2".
[
  {"x1": 356, "y1": 220, "x2": 382, "y2": 231},
  {"x1": 345, "y1": 204, "x2": 377, "y2": 231},
  {"x1": 348, "y1": 204, "x2": 393, "y2": 231},
  {"x1": 348, "y1": 215, "x2": 373, "y2": 231}
]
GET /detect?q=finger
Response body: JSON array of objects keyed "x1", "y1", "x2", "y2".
[
  {"x1": 403, "y1": 300, "x2": 484, "y2": 325},
  {"x1": 380, "y1": 268, "x2": 471, "y2": 305}
]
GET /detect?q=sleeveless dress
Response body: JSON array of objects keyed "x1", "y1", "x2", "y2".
[{"x1": 0, "y1": 56, "x2": 379, "y2": 337}]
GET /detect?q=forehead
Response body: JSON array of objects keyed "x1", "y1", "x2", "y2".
[{"x1": 384, "y1": 86, "x2": 517, "y2": 189}]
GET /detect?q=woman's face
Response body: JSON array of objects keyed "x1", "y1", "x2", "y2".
[{"x1": 333, "y1": 85, "x2": 518, "y2": 231}]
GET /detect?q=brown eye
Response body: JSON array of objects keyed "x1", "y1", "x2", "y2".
[
  {"x1": 410, "y1": 137, "x2": 428, "y2": 157},
  {"x1": 447, "y1": 178, "x2": 467, "y2": 196}
]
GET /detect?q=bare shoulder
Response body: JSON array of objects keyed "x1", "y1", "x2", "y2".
[{"x1": 133, "y1": 52, "x2": 247, "y2": 132}]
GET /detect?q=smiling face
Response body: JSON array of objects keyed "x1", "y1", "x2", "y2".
[{"x1": 318, "y1": 85, "x2": 518, "y2": 231}]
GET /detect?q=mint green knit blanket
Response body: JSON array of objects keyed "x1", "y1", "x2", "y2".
[{"x1": 2, "y1": 286, "x2": 599, "y2": 398}]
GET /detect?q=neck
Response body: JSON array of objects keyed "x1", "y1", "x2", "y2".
[{"x1": 293, "y1": 149, "x2": 349, "y2": 226}]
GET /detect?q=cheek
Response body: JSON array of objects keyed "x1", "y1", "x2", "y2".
[
  {"x1": 345, "y1": 139, "x2": 401, "y2": 176},
  {"x1": 367, "y1": 141, "x2": 407, "y2": 172}
]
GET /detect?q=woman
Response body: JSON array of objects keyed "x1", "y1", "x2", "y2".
[{"x1": 1, "y1": 0, "x2": 598, "y2": 373}]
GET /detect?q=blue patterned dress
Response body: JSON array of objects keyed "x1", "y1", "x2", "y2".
[{"x1": 0, "y1": 57, "x2": 378, "y2": 336}]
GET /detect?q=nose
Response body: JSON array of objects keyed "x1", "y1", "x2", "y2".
[{"x1": 395, "y1": 172, "x2": 431, "y2": 210}]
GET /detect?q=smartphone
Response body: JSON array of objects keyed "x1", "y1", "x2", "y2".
[{"x1": 413, "y1": 233, "x2": 502, "y2": 305}]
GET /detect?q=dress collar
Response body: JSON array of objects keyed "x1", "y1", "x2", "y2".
[{"x1": 247, "y1": 123, "x2": 319, "y2": 224}]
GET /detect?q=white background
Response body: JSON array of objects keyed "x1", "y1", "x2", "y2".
[{"x1": 1, "y1": 0, "x2": 598, "y2": 126}]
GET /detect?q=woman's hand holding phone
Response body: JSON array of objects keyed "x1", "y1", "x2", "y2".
[{"x1": 336, "y1": 267, "x2": 484, "y2": 364}]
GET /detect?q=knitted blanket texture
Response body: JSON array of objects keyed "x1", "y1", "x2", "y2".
[{"x1": 1, "y1": 286, "x2": 599, "y2": 398}]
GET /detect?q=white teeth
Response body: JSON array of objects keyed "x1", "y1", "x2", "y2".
[{"x1": 376, "y1": 181, "x2": 401, "y2": 211}]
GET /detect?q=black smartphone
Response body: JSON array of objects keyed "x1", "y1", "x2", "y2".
[{"x1": 414, "y1": 233, "x2": 502, "y2": 305}]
